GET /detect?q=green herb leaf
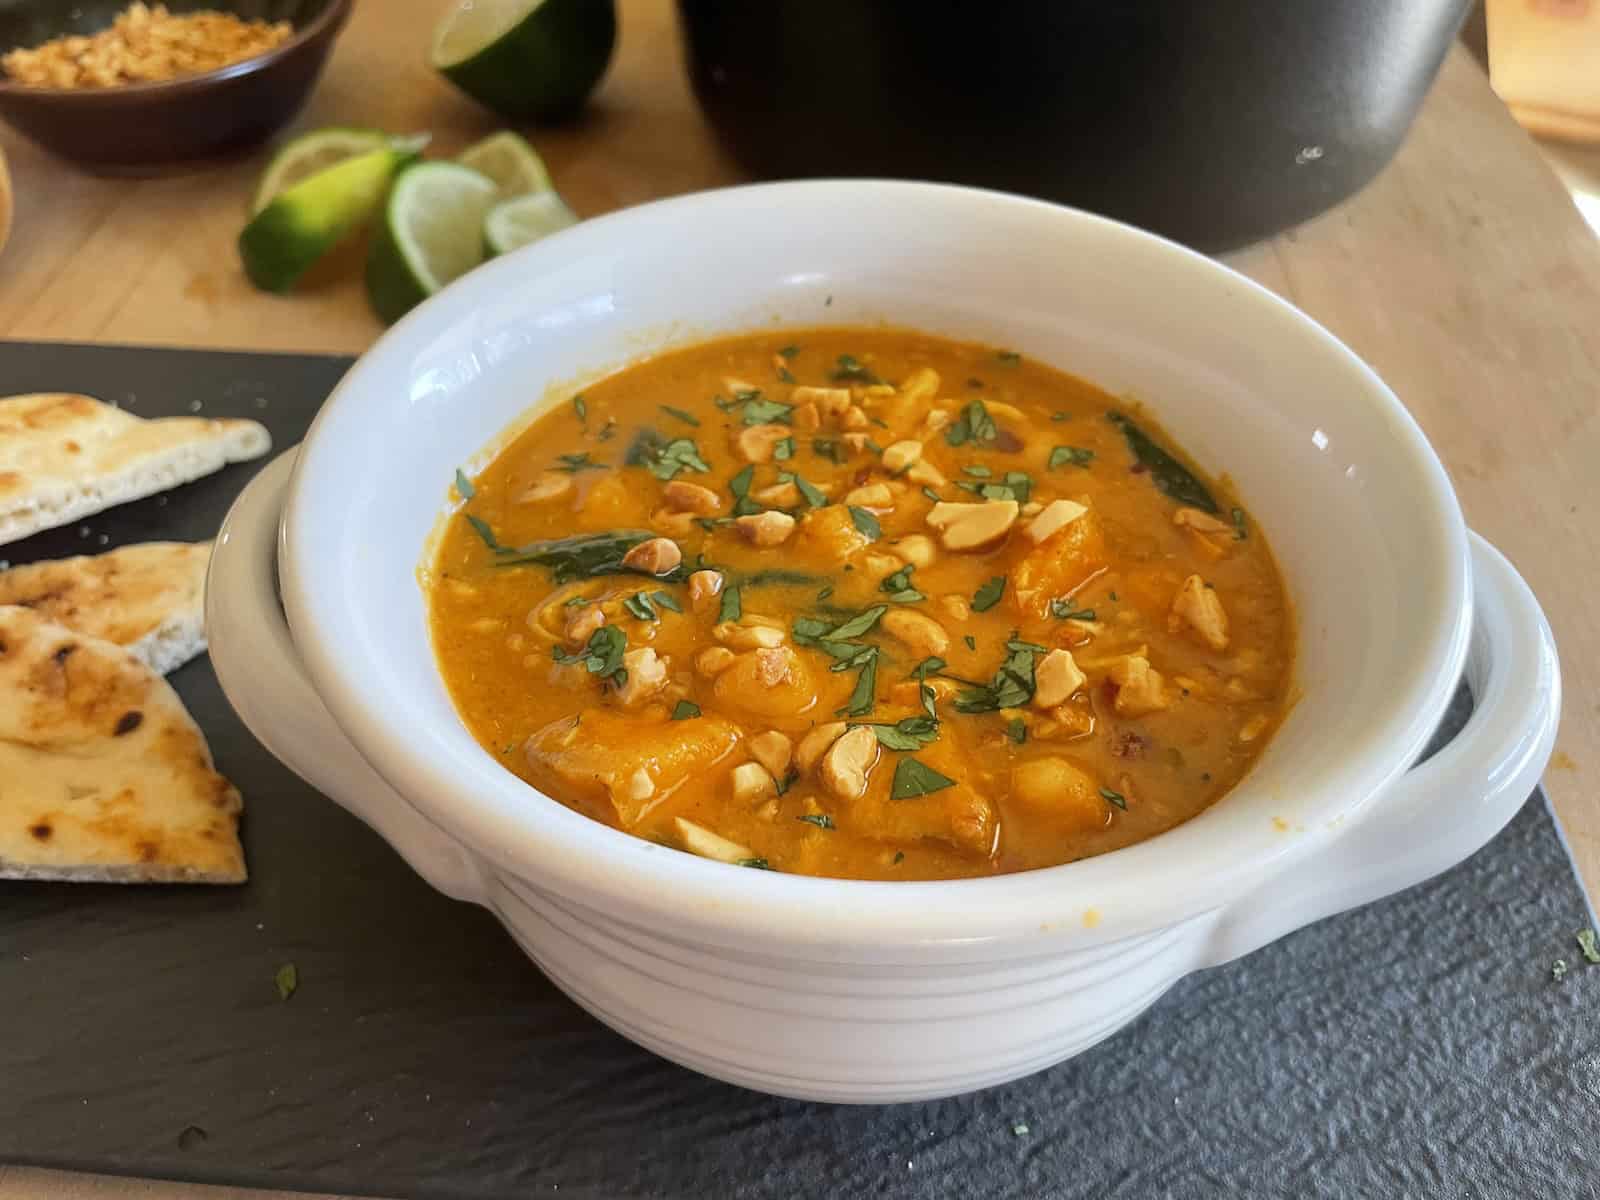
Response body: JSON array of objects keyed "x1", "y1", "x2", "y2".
[
  {"x1": 778, "y1": 344, "x2": 801, "y2": 360},
  {"x1": 774, "y1": 436, "x2": 795, "y2": 461},
  {"x1": 945, "y1": 399, "x2": 998, "y2": 447},
  {"x1": 713, "y1": 392, "x2": 742, "y2": 411},
  {"x1": 671, "y1": 699, "x2": 701, "y2": 720},
  {"x1": 857, "y1": 715, "x2": 940, "y2": 751},
  {"x1": 464, "y1": 513, "x2": 508, "y2": 554},
  {"x1": 552, "y1": 625, "x2": 628, "y2": 682},
  {"x1": 454, "y1": 468, "x2": 476, "y2": 500},
  {"x1": 741, "y1": 394, "x2": 794, "y2": 425},
  {"x1": 573, "y1": 393, "x2": 587, "y2": 424},
  {"x1": 1051, "y1": 411, "x2": 1070, "y2": 422},
  {"x1": 973, "y1": 576, "x2": 1006, "y2": 612},
  {"x1": 796, "y1": 813, "x2": 835, "y2": 830},
  {"x1": 781, "y1": 472, "x2": 827, "y2": 508},
  {"x1": 817, "y1": 584, "x2": 834, "y2": 601},
  {"x1": 891, "y1": 757, "x2": 956, "y2": 800},
  {"x1": 892, "y1": 850, "x2": 905, "y2": 864},
  {"x1": 719, "y1": 583, "x2": 742, "y2": 623},
  {"x1": 911, "y1": 656, "x2": 946, "y2": 681},
  {"x1": 777, "y1": 367, "x2": 796, "y2": 384},
  {"x1": 493, "y1": 530, "x2": 689, "y2": 582},
  {"x1": 813, "y1": 437, "x2": 846, "y2": 464},
  {"x1": 1006, "y1": 717, "x2": 1027, "y2": 745},
  {"x1": 963, "y1": 635, "x2": 976, "y2": 650},
  {"x1": 728, "y1": 463, "x2": 761, "y2": 516},
  {"x1": 564, "y1": 594, "x2": 591, "y2": 607},
  {"x1": 736, "y1": 568, "x2": 825, "y2": 589},
  {"x1": 832, "y1": 353, "x2": 882, "y2": 384},
  {"x1": 554, "y1": 451, "x2": 607, "y2": 474},
  {"x1": 625, "y1": 428, "x2": 712, "y2": 481},
  {"x1": 274, "y1": 962, "x2": 298, "y2": 1002},
  {"x1": 1578, "y1": 928, "x2": 1600, "y2": 964},
  {"x1": 849, "y1": 506, "x2": 881, "y2": 539},
  {"x1": 597, "y1": 419, "x2": 617, "y2": 441},
  {"x1": 954, "y1": 636, "x2": 1042, "y2": 713},
  {"x1": 1048, "y1": 445, "x2": 1095, "y2": 470},
  {"x1": 962, "y1": 465, "x2": 994, "y2": 478},
  {"x1": 921, "y1": 485, "x2": 941, "y2": 502},
  {"x1": 995, "y1": 350, "x2": 1022, "y2": 365},
  {"x1": 956, "y1": 470, "x2": 1033, "y2": 503},
  {"x1": 660, "y1": 404, "x2": 700, "y2": 427},
  {"x1": 622, "y1": 592, "x2": 658, "y2": 621},
  {"x1": 1050, "y1": 598, "x2": 1096, "y2": 622},
  {"x1": 1232, "y1": 507, "x2": 1248, "y2": 540},
  {"x1": 738, "y1": 858, "x2": 774, "y2": 870},
  {"x1": 825, "y1": 604, "x2": 888, "y2": 640},
  {"x1": 1100, "y1": 786, "x2": 1127, "y2": 810},
  {"x1": 880, "y1": 563, "x2": 923, "y2": 603},
  {"x1": 1108, "y1": 412, "x2": 1218, "y2": 513},
  {"x1": 652, "y1": 590, "x2": 683, "y2": 613},
  {"x1": 839, "y1": 651, "x2": 879, "y2": 717}
]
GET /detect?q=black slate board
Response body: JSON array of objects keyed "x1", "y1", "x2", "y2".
[{"x1": 1, "y1": 341, "x2": 1597, "y2": 1200}]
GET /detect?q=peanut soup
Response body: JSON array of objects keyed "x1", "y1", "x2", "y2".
[{"x1": 426, "y1": 329, "x2": 1293, "y2": 881}]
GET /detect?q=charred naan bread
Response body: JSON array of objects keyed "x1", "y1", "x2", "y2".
[
  {"x1": 0, "y1": 605, "x2": 244, "y2": 883},
  {"x1": 0, "y1": 541, "x2": 211, "y2": 674}
]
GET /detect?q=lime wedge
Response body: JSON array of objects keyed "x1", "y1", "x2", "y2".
[
  {"x1": 365, "y1": 161, "x2": 499, "y2": 325},
  {"x1": 457, "y1": 130, "x2": 554, "y2": 201},
  {"x1": 484, "y1": 191, "x2": 578, "y2": 257},
  {"x1": 252, "y1": 127, "x2": 397, "y2": 215},
  {"x1": 432, "y1": 0, "x2": 616, "y2": 122},
  {"x1": 239, "y1": 141, "x2": 423, "y2": 294}
]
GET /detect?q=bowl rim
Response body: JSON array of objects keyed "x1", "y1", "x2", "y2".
[
  {"x1": 0, "y1": 0, "x2": 350, "y2": 98},
  {"x1": 278, "y1": 179, "x2": 1473, "y2": 949}
]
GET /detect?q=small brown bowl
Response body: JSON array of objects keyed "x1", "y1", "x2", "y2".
[{"x1": 0, "y1": 0, "x2": 351, "y2": 171}]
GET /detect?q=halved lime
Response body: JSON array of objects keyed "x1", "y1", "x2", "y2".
[
  {"x1": 484, "y1": 191, "x2": 578, "y2": 257},
  {"x1": 457, "y1": 130, "x2": 554, "y2": 201},
  {"x1": 432, "y1": 0, "x2": 616, "y2": 122},
  {"x1": 252, "y1": 127, "x2": 395, "y2": 215},
  {"x1": 365, "y1": 162, "x2": 499, "y2": 325},
  {"x1": 239, "y1": 141, "x2": 423, "y2": 294}
]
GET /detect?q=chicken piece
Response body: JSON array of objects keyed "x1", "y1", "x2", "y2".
[
  {"x1": 523, "y1": 710, "x2": 741, "y2": 827},
  {"x1": 1107, "y1": 654, "x2": 1170, "y2": 717},
  {"x1": 796, "y1": 503, "x2": 873, "y2": 560},
  {"x1": 1168, "y1": 574, "x2": 1230, "y2": 651},
  {"x1": 712, "y1": 646, "x2": 817, "y2": 719},
  {"x1": 1010, "y1": 757, "x2": 1111, "y2": 832},
  {"x1": 1010, "y1": 507, "x2": 1108, "y2": 620}
]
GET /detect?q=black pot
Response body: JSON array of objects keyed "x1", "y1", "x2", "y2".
[{"x1": 677, "y1": 0, "x2": 1469, "y2": 252}]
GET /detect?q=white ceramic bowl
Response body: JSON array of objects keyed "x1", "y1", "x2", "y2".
[{"x1": 207, "y1": 182, "x2": 1560, "y2": 1103}]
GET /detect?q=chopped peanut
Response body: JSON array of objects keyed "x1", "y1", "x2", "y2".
[
  {"x1": 793, "y1": 386, "x2": 852, "y2": 418},
  {"x1": 517, "y1": 471, "x2": 572, "y2": 504},
  {"x1": 748, "y1": 730, "x2": 794, "y2": 778},
  {"x1": 881, "y1": 440, "x2": 923, "y2": 474},
  {"x1": 842, "y1": 432, "x2": 871, "y2": 452},
  {"x1": 1025, "y1": 498, "x2": 1088, "y2": 544},
  {"x1": 621, "y1": 536, "x2": 682, "y2": 575},
  {"x1": 1174, "y1": 507, "x2": 1234, "y2": 534},
  {"x1": 796, "y1": 721, "x2": 847, "y2": 773},
  {"x1": 650, "y1": 508, "x2": 696, "y2": 537},
  {"x1": 731, "y1": 761, "x2": 775, "y2": 804},
  {"x1": 750, "y1": 646, "x2": 794, "y2": 687},
  {"x1": 563, "y1": 602, "x2": 605, "y2": 644},
  {"x1": 793, "y1": 402, "x2": 821, "y2": 431},
  {"x1": 906, "y1": 458, "x2": 948, "y2": 487},
  {"x1": 862, "y1": 552, "x2": 905, "y2": 580},
  {"x1": 737, "y1": 423, "x2": 793, "y2": 463},
  {"x1": 1108, "y1": 654, "x2": 1170, "y2": 716},
  {"x1": 919, "y1": 409, "x2": 953, "y2": 439},
  {"x1": 723, "y1": 376, "x2": 760, "y2": 395},
  {"x1": 896, "y1": 534, "x2": 937, "y2": 568},
  {"x1": 840, "y1": 405, "x2": 871, "y2": 431},
  {"x1": 736, "y1": 510, "x2": 797, "y2": 547},
  {"x1": 627, "y1": 767, "x2": 655, "y2": 804},
  {"x1": 1169, "y1": 574, "x2": 1230, "y2": 651},
  {"x1": 897, "y1": 367, "x2": 940, "y2": 408},
  {"x1": 754, "y1": 480, "x2": 802, "y2": 507},
  {"x1": 844, "y1": 482, "x2": 893, "y2": 508},
  {"x1": 1238, "y1": 714, "x2": 1270, "y2": 742},
  {"x1": 881, "y1": 608, "x2": 950, "y2": 657},
  {"x1": 695, "y1": 646, "x2": 737, "y2": 676},
  {"x1": 663, "y1": 480, "x2": 723, "y2": 514},
  {"x1": 688, "y1": 569, "x2": 723, "y2": 610},
  {"x1": 942, "y1": 595, "x2": 971, "y2": 621},
  {"x1": 1033, "y1": 648, "x2": 1087, "y2": 708},
  {"x1": 821, "y1": 726, "x2": 878, "y2": 800},
  {"x1": 713, "y1": 621, "x2": 785, "y2": 650},
  {"x1": 929, "y1": 499, "x2": 1019, "y2": 551}
]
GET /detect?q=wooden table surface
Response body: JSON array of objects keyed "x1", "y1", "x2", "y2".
[{"x1": 3, "y1": 1, "x2": 1597, "y2": 1196}]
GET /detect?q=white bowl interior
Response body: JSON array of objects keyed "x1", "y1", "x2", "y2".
[{"x1": 282, "y1": 182, "x2": 1469, "y2": 944}]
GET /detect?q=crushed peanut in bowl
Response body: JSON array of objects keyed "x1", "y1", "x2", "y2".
[{"x1": 1, "y1": 3, "x2": 293, "y2": 89}]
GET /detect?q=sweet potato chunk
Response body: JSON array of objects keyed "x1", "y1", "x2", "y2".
[
  {"x1": 845, "y1": 738, "x2": 997, "y2": 858},
  {"x1": 1011, "y1": 509, "x2": 1108, "y2": 619},
  {"x1": 796, "y1": 503, "x2": 872, "y2": 560},
  {"x1": 523, "y1": 710, "x2": 740, "y2": 828}
]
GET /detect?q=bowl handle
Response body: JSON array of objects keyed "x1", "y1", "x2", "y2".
[
  {"x1": 1210, "y1": 531, "x2": 1561, "y2": 965},
  {"x1": 207, "y1": 449, "x2": 486, "y2": 906}
]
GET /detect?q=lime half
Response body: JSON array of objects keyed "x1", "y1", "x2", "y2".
[
  {"x1": 365, "y1": 162, "x2": 499, "y2": 325},
  {"x1": 484, "y1": 191, "x2": 578, "y2": 257},
  {"x1": 432, "y1": 0, "x2": 616, "y2": 122},
  {"x1": 457, "y1": 130, "x2": 554, "y2": 201},
  {"x1": 239, "y1": 141, "x2": 423, "y2": 294}
]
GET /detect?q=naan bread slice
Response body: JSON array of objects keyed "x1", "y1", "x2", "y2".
[
  {"x1": 0, "y1": 605, "x2": 244, "y2": 883},
  {"x1": 0, "y1": 393, "x2": 270, "y2": 547},
  {"x1": 0, "y1": 541, "x2": 211, "y2": 674}
]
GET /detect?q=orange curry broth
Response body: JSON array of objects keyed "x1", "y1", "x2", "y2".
[{"x1": 426, "y1": 328, "x2": 1293, "y2": 881}]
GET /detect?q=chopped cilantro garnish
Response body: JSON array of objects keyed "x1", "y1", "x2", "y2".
[
  {"x1": 719, "y1": 583, "x2": 742, "y2": 623},
  {"x1": 973, "y1": 576, "x2": 1006, "y2": 612},
  {"x1": 1232, "y1": 507, "x2": 1248, "y2": 540},
  {"x1": 964, "y1": 635, "x2": 976, "y2": 650},
  {"x1": 572, "y1": 393, "x2": 587, "y2": 424},
  {"x1": 622, "y1": 592, "x2": 659, "y2": 621},
  {"x1": 660, "y1": 404, "x2": 700, "y2": 427},
  {"x1": 1006, "y1": 718, "x2": 1027, "y2": 744},
  {"x1": 813, "y1": 437, "x2": 846, "y2": 464},
  {"x1": 962, "y1": 465, "x2": 993, "y2": 478},
  {"x1": 672, "y1": 700, "x2": 701, "y2": 720},
  {"x1": 944, "y1": 399, "x2": 998, "y2": 447},
  {"x1": 553, "y1": 451, "x2": 607, "y2": 474},
  {"x1": 625, "y1": 429, "x2": 710, "y2": 481},
  {"x1": 738, "y1": 858, "x2": 774, "y2": 870},
  {"x1": 995, "y1": 350, "x2": 1021, "y2": 365},
  {"x1": 921, "y1": 485, "x2": 941, "y2": 502},
  {"x1": 797, "y1": 813, "x2": 835, "y2": 830},
  {"x1": 956, "y1": 470, "x2": 1032, "y2": 503},
  {"x1": 1048, "y1": 445, "x2": 1095, "y2": 470},
  {"x1": 1050, "y1": 598, "x2": 1096, "y2": 622},
  {"x1": 839, "y1": 651, "x2": 878, "y2": 717},
  {"x1": 881, "y1": 563, "x2": 923, "y2": 604},
  {"x1": 552, "y1": 625, "x2": 628, "y2": 684},
  {"x1": 774, "y1": 436, "x2": 795, "y2": 461},
  {"x1": 849, "y1": 506, "x2": 881, "y2": 539},
  {"x1": 890, "y1": 757, "x2": 956, "y2": 800},
  {"x1": 832, "y1": 353, "x2": 882, "y2": 384},
  {"x1": 777, "y1": 344, "x2": 801, "y2": 360},
  {"x1": 728, "y1": 464, "x2": 761, "y2": 516},
  {"x1": 1100, "y1": 786, "x2": 1127, "y2": 810},
  {"x1": 454, "y1": 468, "x2": 475, "y2": 500},
  {"x1": 955, "y1": 636, "x2": 1043, "y2": 713},
  {"x1": 854, "y1": 715, "x2": 940, "y2": 751}
]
